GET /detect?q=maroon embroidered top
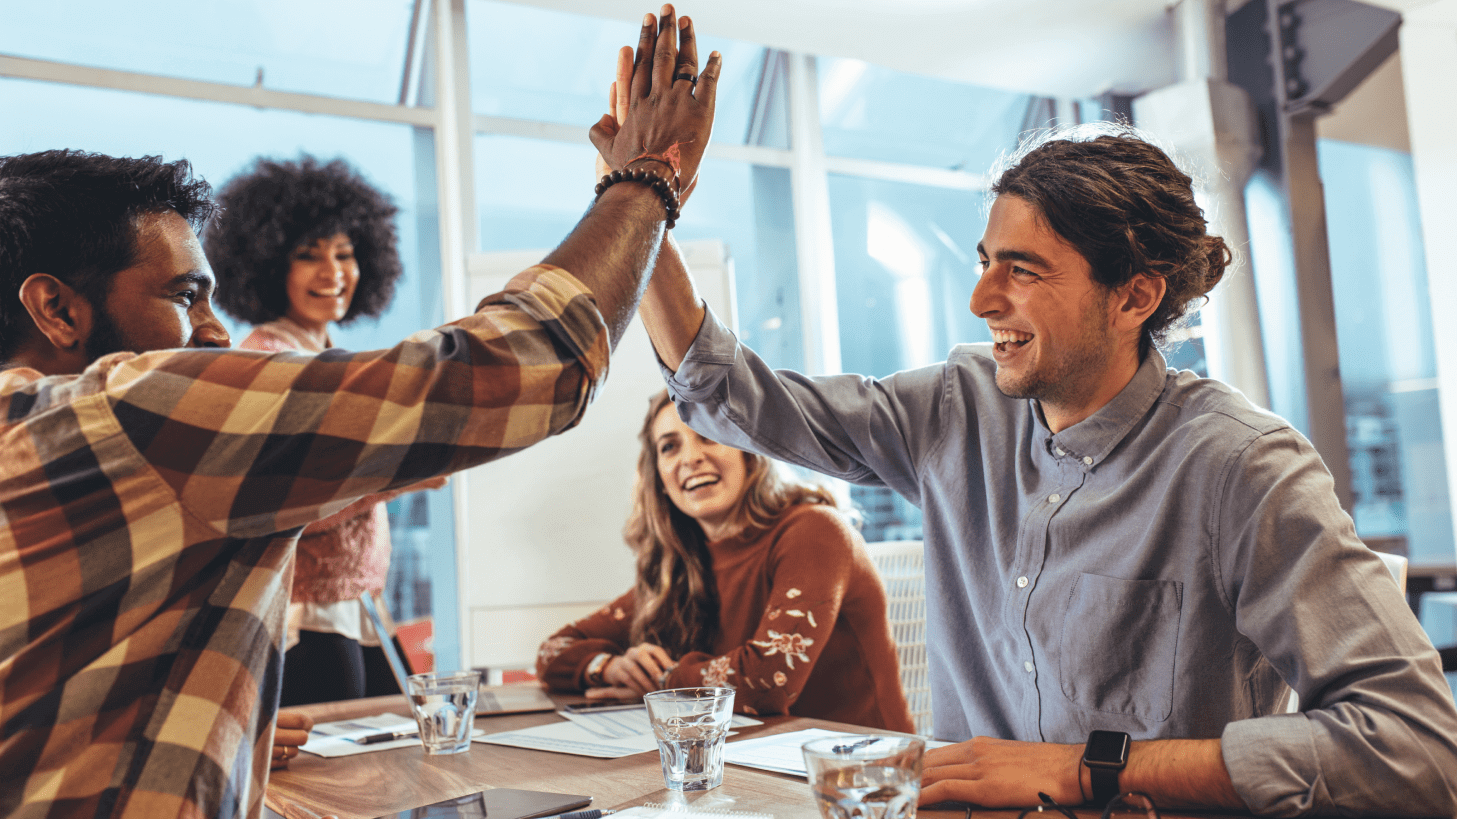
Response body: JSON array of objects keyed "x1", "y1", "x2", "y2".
[{"x1": 537, "y1": 504, "x2": 914, "y2": 732}]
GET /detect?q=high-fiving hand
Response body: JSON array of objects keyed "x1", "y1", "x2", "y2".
[{"x1": 589, "y1": 5, "x2": 720, "y2": 203}]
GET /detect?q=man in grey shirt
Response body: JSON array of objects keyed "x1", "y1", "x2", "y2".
[{"x1": 634, "y1": 127, "x2": 1457, "y2": 815}]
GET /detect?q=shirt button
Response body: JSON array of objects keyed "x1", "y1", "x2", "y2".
[
  {"x1": 1083, "y1": 456, "x2": 1094, "y2": 465},
  {"x1": 1017, "y1": 576, "x2": 1029, "y2": 588},
  {"x1": 1024, "y1": 661, "x2": 1035, "y2": 673},
  {"x1": 1048, "y1": 494, "x2": 1061, "y2": 503},
  {"x1": 1055, "y1": 447, "x2": 1066, "y2": 456}
]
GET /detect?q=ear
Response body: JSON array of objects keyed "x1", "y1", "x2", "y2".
[
  {"x1": 1113, "y1": 273, "x2": 1166, "y2": 336},
  {"x1": 17, "y1": 273, "x2": 95, "y2": 352}
]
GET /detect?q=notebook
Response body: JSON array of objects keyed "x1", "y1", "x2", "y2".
[
  {"x1": 357, "y1": 593, "x2": 556, "y2": 716},
  {"x1": 371, "y1": 787, "x2": 590, "y2": 819}
]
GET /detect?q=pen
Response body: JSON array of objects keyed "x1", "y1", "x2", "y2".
[{"x1": 352, "y1": 729, "x2": 420, "y2": 745}]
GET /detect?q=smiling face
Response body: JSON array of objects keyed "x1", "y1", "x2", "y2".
[
  {"x1": 93, "y1": 210, "x2": 231, "y2": 357},
  {"x1": 972, "y1": 194, "x2": 1138, "y2": 431},
  {"x1": 284, "y1": 232, "x2": 359, "y2": 334},
  {"x1": 651, "y1": 402, "x2": 750, "y2": 541}
]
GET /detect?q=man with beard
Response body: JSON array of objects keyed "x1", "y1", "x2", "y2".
[
  {"x1": 636, "y1": 126, "x2": 1457, "y2": 816},
  {"x1": 0, "y1": 8, "x2": 717, "y2": 816}
]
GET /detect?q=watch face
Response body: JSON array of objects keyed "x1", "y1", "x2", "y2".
[{"x1": 1084, "y1": 730, "x2": 1130, "y2": 764}]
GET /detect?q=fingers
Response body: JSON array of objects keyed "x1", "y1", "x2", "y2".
[
  {"x1": 631, "y1": 12, "x2": 657, "y2": 100},
  {"x1": 696, "y1": 50, "x2": 722, "y2": 110},
  {"x1": 607, "y1": 655, "x2": 655, "y2": 693},
  {"x1": 615, "y1": 46, "x2": 632, "y2": 124},
  {"x1": 626, "y1": 644, "x2": 667, "y2": 682},
  {"x1": 919, "y1": 778, "x2": 983, "y2": 807},
  {"x1": 276, "y1": 710, "x2": 313, "y2": 732},
  {"x1": 589, "y1": 114, "x2": 619, "y2": 156},
  {"x1": 274, "y1": 727, "x2": 311, "y2": 747},
  {"x1": 652, "y1": 4, "x2": 679, "y2": 96},
  {"x1": 640, "y1": 643, "x2": 675, "y2": 669},
  {"x1": 675, "y1": 15, "x2": 699, "y2": 84}
]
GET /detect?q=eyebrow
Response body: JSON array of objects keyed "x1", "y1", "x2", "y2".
[
  {"x1": 976, "y1": 242, "x2": 1053, "y2": 268},
  {"x1": 166, "y1": 271, "x2": 215, "y2": 292}
]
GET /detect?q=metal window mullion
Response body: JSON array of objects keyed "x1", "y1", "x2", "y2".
[
  {"x1": 786, "y1": 52, "x2": 841, "y2": 376},
  {"x1": 431, "y1": 0, "x2": 477, "y2": 674},
  {"x1": 0, "y1": 53, "x2": 438, "y2": 128}
]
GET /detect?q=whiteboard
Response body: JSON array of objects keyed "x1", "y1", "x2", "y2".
[{"x1": 460, "y1": 241, "x2": 737, "y2": 670}]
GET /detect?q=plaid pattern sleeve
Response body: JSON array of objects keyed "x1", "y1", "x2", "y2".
[{"x1": 0, "y1": 265, "x2": 608, "y2": 818}]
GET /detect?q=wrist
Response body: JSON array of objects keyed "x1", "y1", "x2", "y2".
[
  {"x1": 1082, "y1": 730, "x2": 1131, "y2": 807},
  {"x1": 595, "y1": 167, "x2": 681, "y2": 229},
  {"x1": 583, "y1": 652, "x2": 612, "y2": 687}
]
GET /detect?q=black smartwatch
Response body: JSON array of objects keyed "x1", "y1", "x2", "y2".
[{"x1": 1082, "y1": 730, "x2": 1130, "y2": 807}]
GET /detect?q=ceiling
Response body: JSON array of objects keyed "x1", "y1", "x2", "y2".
[{"x1": 509, "y1": 0, "x2": 1183, "y2": 98}]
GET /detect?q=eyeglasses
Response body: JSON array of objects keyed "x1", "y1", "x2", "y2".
[{"x1": 1012, "y1": 792, "x2": 1160, "y2": 819}]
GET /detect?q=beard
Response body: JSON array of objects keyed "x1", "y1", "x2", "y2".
[
  {"x1": 993, "y1": 292, "x2": 1116, "y2": 409},
  {"x1": 84, "y1": 307, "x2": 133, "y2": 361}
]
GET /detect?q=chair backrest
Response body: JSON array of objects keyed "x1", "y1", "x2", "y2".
[
  {"x1": 863, "y1": 540, "x2": 932, "y2": 736},
  {"x1": 1376, "y1": 551, "x2": 1408, "y2": 592}
]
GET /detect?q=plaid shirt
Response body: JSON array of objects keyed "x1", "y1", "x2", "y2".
[{"x1": 0, "y1": 266, "x2": 608, "y2": 818}]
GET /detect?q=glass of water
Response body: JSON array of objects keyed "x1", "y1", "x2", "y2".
[
  {"x1": 642, "y1": 687, "x2": 736, "y2": 791},
  {"x1": 802, "y1": 734, "x2": 925, "y2": 819},
  {"x1": 405, "y1": 671, "x2": 480, "y2": 755}
]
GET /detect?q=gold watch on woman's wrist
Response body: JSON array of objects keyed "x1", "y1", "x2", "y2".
[{"x1": 584, "y1": 652, "x2": 612, "y2": 687}]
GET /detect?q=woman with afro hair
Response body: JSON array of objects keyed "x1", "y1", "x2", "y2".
[{"x1": 206, "y1": 154, "x2": 443, "y2": 706}]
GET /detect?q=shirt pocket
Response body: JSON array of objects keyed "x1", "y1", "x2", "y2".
[{"x1": 1057, "y1": 572, "x2": 1183, "y2": 722}]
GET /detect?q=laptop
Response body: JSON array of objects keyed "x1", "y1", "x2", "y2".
[{"x1": 357, "y1": 593, "x2": 557, "y2": 716}]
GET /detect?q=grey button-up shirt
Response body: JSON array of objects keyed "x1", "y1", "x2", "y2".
[{"x1": 664, "y1": 308, "x2": 1457, "y2": 816}]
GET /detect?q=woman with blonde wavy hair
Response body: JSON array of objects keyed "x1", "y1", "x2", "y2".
[{"x1": 537, "y1": 390, "x2": 913, "y2": 730}]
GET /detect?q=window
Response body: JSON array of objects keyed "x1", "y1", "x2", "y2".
[
  {"x1": 1320, "y1": 139, "x2": 1453, "y2": 566},
  {"x1": 818, "y1": 56, "x2": 1033, "y2": 170},
  {"x1": 467, "y1": 0, "x2": 786, "y2": 148},
  {"x1": 0, "y1": 0, "x2": 418, "y2": 104}
]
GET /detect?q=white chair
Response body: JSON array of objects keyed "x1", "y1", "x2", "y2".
[{"x1": 863, "y1": 540, "x2": 933, "y2": 736}]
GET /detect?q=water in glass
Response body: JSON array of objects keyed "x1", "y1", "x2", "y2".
[
  {"x1": 812, "y1": 764, "x2": 920, "y2": 819},
  {"x1": 652, "y1": 712, "x2": 731, "y2": 791},
  {"x1": 407, "y1": 671, "x2": 478, "y2": 755}
]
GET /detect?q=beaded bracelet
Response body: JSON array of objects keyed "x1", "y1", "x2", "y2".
[{"x1": 594, "y1": 166, "x2": 681, "y2": 229}]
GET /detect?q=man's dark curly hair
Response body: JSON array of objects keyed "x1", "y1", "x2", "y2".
[
  {"x1": 205, "y1": 155, "x2": 402, "y2": 326},
  {"x1": 0, "y1": 150, "x2": 216, "y2": 361},
  {"x1": 991, "y1": 124, "x2": 1230, "y2": 354}
]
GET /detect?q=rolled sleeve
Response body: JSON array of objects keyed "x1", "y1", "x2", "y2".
[{"x1": 660, "y1": 304, "x2": 740, "y2": 402}]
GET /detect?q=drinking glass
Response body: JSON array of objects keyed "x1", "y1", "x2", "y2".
[
  {"x1": 802, "y1": 734, "x2": 925, "y2": 819},
  {"x1": 642, "y1": 687, "x2": 736, "y2": 791},
  {"x1": 406, "y1": 670, "x2": 480, "y2": 755}
]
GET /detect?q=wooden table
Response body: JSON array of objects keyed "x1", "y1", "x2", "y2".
[{"x1": 264, "y1": 689, "x2": 1239, "y2": 819}]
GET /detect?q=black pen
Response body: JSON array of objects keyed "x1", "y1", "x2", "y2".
[{"x1": 352, "y1": 729, "x2": 419, "y2": 745}]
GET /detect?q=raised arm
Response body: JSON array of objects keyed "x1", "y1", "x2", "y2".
[{"x1": 565, "y1": 7, "x2": 720, "y2": 348}]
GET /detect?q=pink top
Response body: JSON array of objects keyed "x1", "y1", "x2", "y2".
[{"x1": 241, "y1": 318, "x2": 392, "y2": 605}]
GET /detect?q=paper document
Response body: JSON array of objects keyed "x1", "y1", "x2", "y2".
[
  {"x1": 560, "y1": 706, "x2": 761, "y2": 740},
  {"x1": 477, "y1": 718, "x2": 660, "y2": 758},
  {"x1": 723, "y1": 729, "x2": 952, "y2": 778},
  {"x1": 478, "y1": 711, "x2": 761, "y2": 758},
  {"x1": 300, "y1": 712, "x2": 484, "y2": 758}
]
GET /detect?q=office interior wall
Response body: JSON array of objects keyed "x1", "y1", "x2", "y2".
[{"x1": 461, "y1": 241, "x2": 737, "y2": 671}]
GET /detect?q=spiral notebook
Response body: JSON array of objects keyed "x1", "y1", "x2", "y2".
[{"x1": 371, "y1": 787, "x2": 590, "y2": 819}]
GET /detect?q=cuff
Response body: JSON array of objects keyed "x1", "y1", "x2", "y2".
[
  {"x1": 1220, "y1": 714, "x2": 1322, "y2": 816},
  {"x1": 660, "y1": 304, "x2": 740, "y2": 403}
]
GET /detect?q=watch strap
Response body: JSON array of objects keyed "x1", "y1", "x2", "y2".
[{"x1": 1089, "y1": 764, "x2": 1120, "y2": 807}]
